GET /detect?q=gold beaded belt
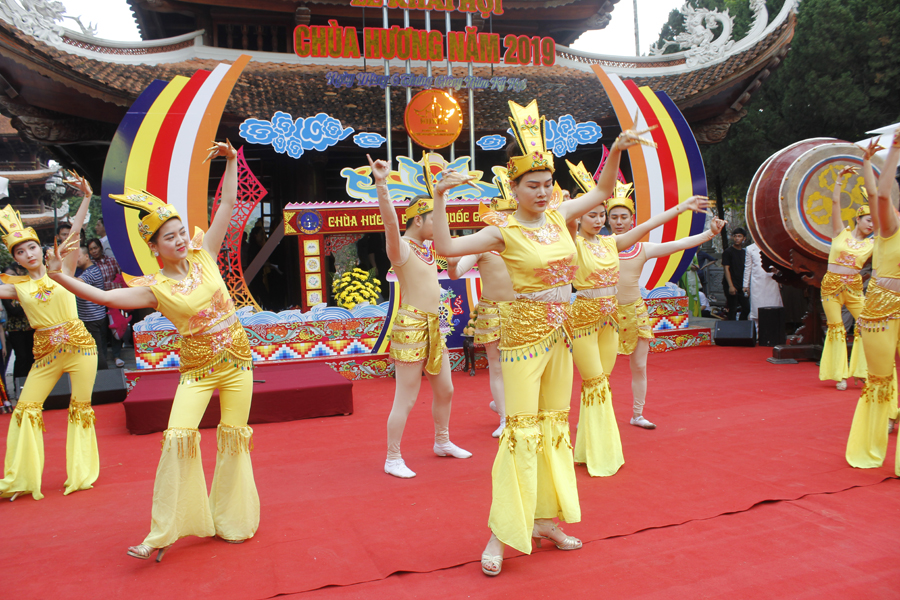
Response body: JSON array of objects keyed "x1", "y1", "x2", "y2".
[
  {"x1": 32, "y1": 320, "x2": 96, "y2": 369},
  {"x1": 179, "y1": 319, "x2": 252, "y2": 383}
]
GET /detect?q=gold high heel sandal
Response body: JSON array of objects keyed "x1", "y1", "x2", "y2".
[
  {"x1": 532, "y1": 521, "x2": 582, "y2": 551},
  {"x1": 127, "y1": 543, "x2": 171, "y2": 562}
]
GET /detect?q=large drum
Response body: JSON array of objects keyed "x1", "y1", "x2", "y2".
[{"x1": 746, "y1": 138, "x2": 899, "y2": 270}]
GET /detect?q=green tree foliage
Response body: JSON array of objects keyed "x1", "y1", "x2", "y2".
[{"x1": 694, "y1": 0, "x2": 899, "y2": 210}]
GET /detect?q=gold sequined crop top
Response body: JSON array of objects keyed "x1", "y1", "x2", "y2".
[
  {"x1": 124, "y1": 229, "x2": 237, "y2": 336},
  {"x1": 0, "y1": 272, "x2": 78, "y2": 328},
  {"x1": 828, "y1": 228, "x2": 873, "y2": 271},
  {"x1": 491, "y1": 209, "x2": 578, "y2": 295},
  {"x1": 873, "y1": 230, "x2": 900, "y2": 279},
  {"x1": 574, "y1": 235, "x2": 619, "y2": 291}
]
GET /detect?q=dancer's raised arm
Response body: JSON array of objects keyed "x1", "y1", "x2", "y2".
[
  {"x1": 447, "y1": 254, "x2": 479, "y2": 280},
  {"x1": 645, "y1": 218, "x2": 726, "y2": 260},
  {"x1": 366, "y1": 154, "x2": 407, "y2": 265},
  {"x1": 831, "y1": 166, "x2": 857, "y2": 239},
  {"x1": 59, "y1": 173, "x2": 93, "y2": 276},
  {"x1": 558, "y1": 132, "x2": 643, "y2": 221},
  {"x1": 875, "y1": 132, "x2": 900, "y2": 238},
  {"x1": 860, "y1": 139, "x2": 883, "y2": 232},
  {"x1": 431, "y1": 172, "x2": 505, "y2": 258},
  {"x1": 46, "y1": 246, "x2": 156, "y2": 310},
  {"x1": 204, "y1": 140, "x2": 239, "y2": 257},
  {"x1": 613, "y1": 195, "x2": 710, "y2": 251}
]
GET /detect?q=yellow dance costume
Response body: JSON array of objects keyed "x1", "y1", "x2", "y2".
[
  {"x1": 388, "y1": 239, "x2": 446, "y2": 375},
  {"x1": 617, "y1": 243, "x2": 654, "y2": 355},
  {"x1": 819, "y1": 228, "x2": 873, "y2": 382},
  {"x1": 475, "y1": 293, "x2": 514, "y2": 346},
  {"x1": 483, "y1": 207, "x2": 581, "y2": 554},
  {"x1": 125, "y1": 230, "x2": 258, "y2": 546},
  {"x1": 0, "y1": 272, "x2": 98, "y2": 500},
  {"x1": 571, "y1": 235, "x2": 623, "y2": 477},
  {"x1": 846, "y1": 231, "x2": 900, "y2": 473}
]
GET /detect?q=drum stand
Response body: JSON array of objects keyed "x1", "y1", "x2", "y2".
[{"x1": 768, "y1": 250, "x2": 824, "y2": 363}]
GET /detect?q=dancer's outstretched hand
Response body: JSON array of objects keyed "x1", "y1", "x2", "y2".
[
  {"x1": 857, "y1": 138, "x2": 885, "y2": 161},
  {"x1": 435, "y1": 168, "x2": 474, "y2": 195},
  {"x1": 838, "y1": 165, "x2": 859, "y2": 179},
  {"x1": 203, "y1": 139, "x2": 237, "y2": 164},
  {"x1": 64, "y1": 171, "x2": 92, "y2": 197},
  {"x1": 682, "y1": 195, "x2": 710, "y2": 213},
  {"x1": 45, "y1": 244, "x2": 62, "y2": 274},
  {"x1": 366, "y1": 154, "x2": 391, "y2": 183},
  {"x1": 710, "y1": 218, "x2": 726, "y2": 235},
  {"x1": 57, "y1": 231, "x2": 80, "y2": 260}
]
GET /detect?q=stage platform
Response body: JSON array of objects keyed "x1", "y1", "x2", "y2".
[
  {"x1": 2, "y1": 345, "x2": 898, "y2": 599},
  {"x1": 123, "y1": 361, "x2": 354, "y2": 435}
]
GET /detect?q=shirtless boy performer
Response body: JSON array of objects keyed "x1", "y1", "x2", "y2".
[
  {"x1": 369, "y1": 154, "x2": 471, "y2": 478},
  {"x1": 609, "y1": 194, "x2": 719, "y2": 429},
  {"x1": 449, "y1": 172, "x2": 517, "y2": 437}
]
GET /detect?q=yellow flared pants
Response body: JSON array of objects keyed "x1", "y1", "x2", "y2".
[
  {"x1": 489, "y1": 330, "x2": 580, "y2": 555},
  {"x1": 0, "y1": 349, "x2": 98, "y2": 500},
  {"x1": 572, "y1": 319, "x2": 624, "y2": 477},
  {"x1": 820, "y1": 290, "x2": 866, "y2": 381},
  {"x1": 143, "y1": 364, "x2": 259, "y2": 548},
  {"x1": 846, "y1": 320, "x2": 900, "y2": 473}
]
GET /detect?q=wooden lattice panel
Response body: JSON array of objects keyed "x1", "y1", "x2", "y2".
[{"x1": 211, "y1": 147, "x2": 266, "y2": 311}]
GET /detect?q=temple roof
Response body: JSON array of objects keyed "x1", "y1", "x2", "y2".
[{"x1": 0, "y1": 0, "x2": 796, "y2": 180}]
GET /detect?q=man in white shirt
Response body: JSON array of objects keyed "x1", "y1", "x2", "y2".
[{"x1": 742, "y1": 242, "x2": 782, "y2": 321}]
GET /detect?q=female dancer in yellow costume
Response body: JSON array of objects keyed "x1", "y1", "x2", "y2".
[
  {"x1": 431, "y1": 99, "x2": 651, "y2": 576},
  {"x1": 0, "y1": 175, "x2": 97, "y2": 500},
  {"x1": 819, "y1": 165, "x2": 873, "y2": 390},
  {"x1": 48, "y1": 141, "x2": 259, "y2": 561},
  {"x1": 846, "y1": 134, "x2": 900, "y2": 471},
  {"x1": 564, "y1": 160, "x2": 721, "y2": 477}
]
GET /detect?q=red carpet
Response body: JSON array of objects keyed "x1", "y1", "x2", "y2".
[{"x1": 2, "y1": 346, "x2": 898, "y2": 599}]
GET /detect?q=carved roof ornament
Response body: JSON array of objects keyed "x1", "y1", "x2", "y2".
[
  {"x1": 0, "y1": 0, "x2": 96, "y2": 45},
  {"x1": 650, "y1": 0, "x2": 767, "y2": 68}
]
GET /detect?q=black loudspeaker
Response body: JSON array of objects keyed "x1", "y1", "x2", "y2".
[
  {"x1": 757, "y1": 306, "x2": 786, "y2": 347},
  {"x1": 714, "y1": 320, "x2": 756, "y2": 347},
  {"x1": 15, "y1": 369, "x2": 127, "y2": 410}
]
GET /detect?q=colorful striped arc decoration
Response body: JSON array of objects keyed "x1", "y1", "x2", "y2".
[
  {"x1": 592, "y1": 65, "x2": 707, "y2": 289},
  {"x1": 101, "y1": 55, "x2": 252, "y2": 276}
]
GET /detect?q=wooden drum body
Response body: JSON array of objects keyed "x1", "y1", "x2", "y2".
[{"x1": 746, "y1": 138, "x2": 899, "y2": 272}]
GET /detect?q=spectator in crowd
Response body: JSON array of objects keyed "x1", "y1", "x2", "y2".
[
  {"x1": 56, "y1": 222, "x2": 71, "y2": 247},
  {"x1": 94, "y1": 218, "x2": 115, "y2": 259},
  {"x1": 743, "y1": 242, "x2": 782, "y2": 322},
  {"x1": 721, "y1": 227, "x2": 750, "y2": 320},
  {"x1": 75, "y1": 245, "x2": 108, "y2": 369},
  {"x1": 88, "y1": 238, "x2": 128, "y2": 367},
  {"x1": 2, "y1": 264, "x2": 33, "y2": 381},
  {"x1": 693, "y1": 248, "x2": 716, "y2": 295}
]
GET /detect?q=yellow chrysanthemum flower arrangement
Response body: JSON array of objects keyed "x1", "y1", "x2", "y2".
[{"x1": 332, "y1": 267, "x2": 381, "y2": 310}]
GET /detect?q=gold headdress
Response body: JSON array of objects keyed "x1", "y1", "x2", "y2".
[
  {"x1": 506, "y1": 99, "x2": 554, "y2": 180},
  {"x1": 405, "y1": 152, "x2": 439, "y2": 223},
  {"x1": 490, "y1": 168, "x2": 517, "y2": 212},
  {"x1": 857, "y1": 204, "x2": 870, "y2": 218},
  {"x1": 606, "y1": 181, "x2": 636, "y2": 214},
  {"x1": 0, "y1": 205, "x2": 40, "y2": 251},
  {"x1": 566, "y1": 159, "x2": 595, "y2": 195},
  {"x1": 109, "y1": 187, "x2": 180, "y2": 243}
]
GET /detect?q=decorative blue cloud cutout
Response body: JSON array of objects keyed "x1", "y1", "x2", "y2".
[
  {"x1": 506, "y1": 116, "x2": 602, "y2": 158},
  {"x1": 353, "y1": 132, "x2": 387, "y2": 149},
  {"x1": 239, "y1": 111, "x2": 354, "y2": 159},
  {"x1": 476, "y1": 134, "x2": 507, "y2": 151}
]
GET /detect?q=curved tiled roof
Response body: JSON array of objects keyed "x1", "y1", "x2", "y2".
[{"x1": 0, "y1": 12, "x2": 793, "y2": 134}]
